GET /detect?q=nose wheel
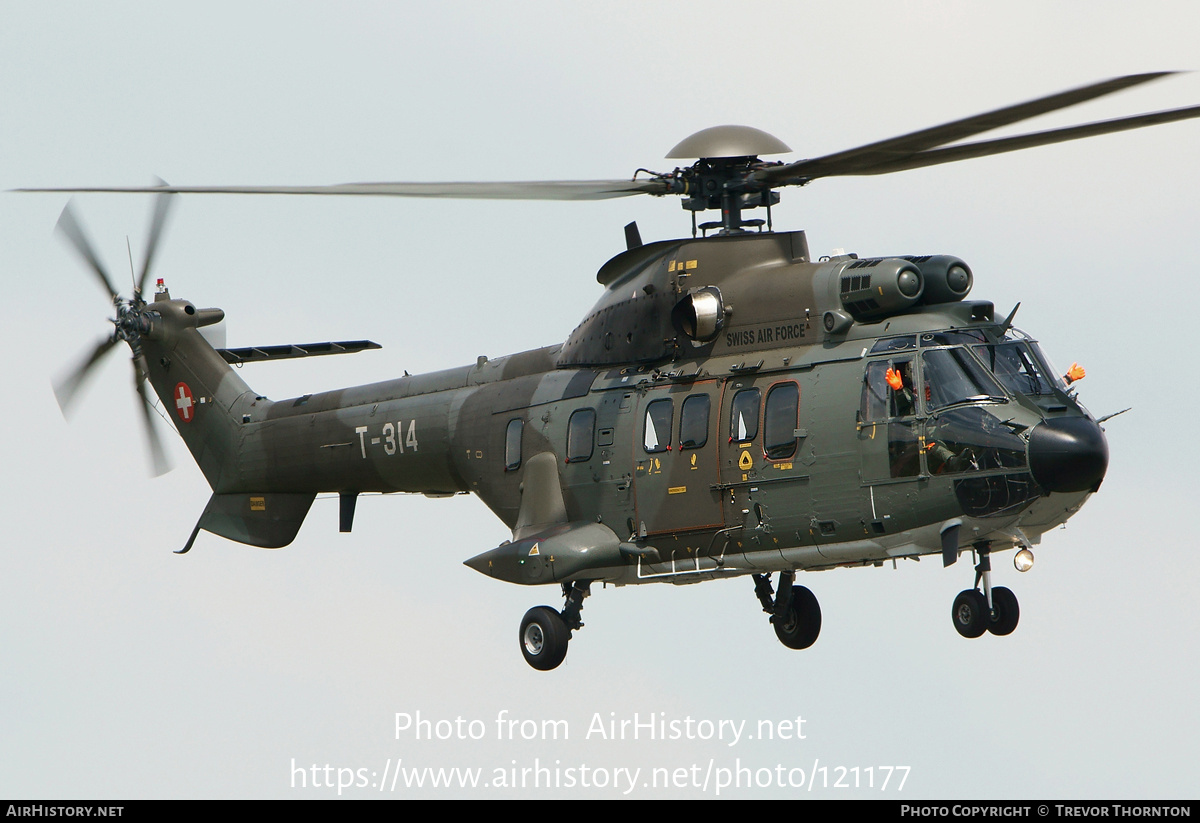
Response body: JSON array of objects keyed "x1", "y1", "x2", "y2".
[{"x1": 951, "y1": 543, "x2": 1021, "y2": 638}]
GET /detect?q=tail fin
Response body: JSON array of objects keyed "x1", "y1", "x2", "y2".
[
  {"x1": 142, "y1": 291, "x2": 319, "y2": 550},
  {"x1": 141, "y1": 291, "x2": 255, "y2": 492},
  {"x1": 47, "y1": 197, "x2": 314, "y2": 551}
]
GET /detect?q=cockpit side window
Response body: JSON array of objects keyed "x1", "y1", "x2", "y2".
[
  {"x1": 862, "y1": 358, "x2": 916, "y2": 422},
  {"x1": 860, "y1": 359, "x2": 921, "y2": 478},
  {"x1": 862, "y1": 362, "x2": 890, "y2": 423}
]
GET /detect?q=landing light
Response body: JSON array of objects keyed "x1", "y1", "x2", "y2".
[{"x1": 1014, "y1": 548, "x2": 1035, "y2": 572}]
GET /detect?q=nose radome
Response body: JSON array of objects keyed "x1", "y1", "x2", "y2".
[{"x1": 1028, "y1": 417, "x2": 1109, "y2": 493}]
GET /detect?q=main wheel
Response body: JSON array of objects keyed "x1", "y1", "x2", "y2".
[
  {"x1": 519, "y1": 606, "x2": 570, "y2": 671},
  {"x1": 987, "y1": 586, "x2": 1020, "y2": 636},
  {"x1": 951, "y1": 589, "x2": 989, "y2": 638},
  {"x1": 773, "y1": 585, "x2": 822, "y2": 650}
]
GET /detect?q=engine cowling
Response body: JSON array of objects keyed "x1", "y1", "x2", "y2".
[
  {"x1": 904, "y1": 254, "x2": 973, "y2": 305},
  {"x1": 837, "y1": 257, "x2": 924, "y2": 321}
]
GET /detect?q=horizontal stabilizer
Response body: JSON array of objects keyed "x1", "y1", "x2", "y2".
[
  {"x1": 217, "y1": 340, "x2": 381, "y2": 365},
  {"x1": 179, "y1": 492, "x2": 316, "y2": 552}
]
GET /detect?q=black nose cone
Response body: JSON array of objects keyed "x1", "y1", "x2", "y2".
[{"x1": 1028, "y1": 417, "x2": 1109, "y2": 493}]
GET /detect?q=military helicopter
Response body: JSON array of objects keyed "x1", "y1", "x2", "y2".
[{"x1": 31, "y1": 72, "x2": 1200, "y2": 670}]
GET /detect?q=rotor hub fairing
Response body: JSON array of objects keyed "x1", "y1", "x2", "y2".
[{"x1": 666, "y1": 125, "x2": 792, "y2": 160}]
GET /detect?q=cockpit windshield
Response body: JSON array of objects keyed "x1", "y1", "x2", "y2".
[
  {"x1": 973, "y1": 342, "x2": 1055, "y2": 396},
  {"x1": 972, "y1": 330, "x2": 1067, "y2": 398},
  {"x1": 920, "y1": 347, "x2": 1007, "y2": 410}
]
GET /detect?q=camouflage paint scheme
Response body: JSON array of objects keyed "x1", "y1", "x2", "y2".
[
  {"x1": 140, "y1": 229, "x2": 1101, "y2": 590},
  {"x1": 57, "y1": 74, "x2": 1194, "y2": 667}
]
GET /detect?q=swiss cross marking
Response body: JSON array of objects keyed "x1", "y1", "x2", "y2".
[{"x1": 174, "y1": 382, "x2": 196, "y2": 423}]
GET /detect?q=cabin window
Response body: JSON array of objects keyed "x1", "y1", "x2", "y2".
[
  {"x1": 679, "y1": 394, "x2": 710, "y2": 449},
  {"x1": 730, "y1": 388, "x2": 760, "y2": 443},
  {"x1": 504, "y1": 418, "x2": 523, "y2": 471},
  {"x1": 566, "y1": 408, "x2": 595, "y2": 463},
  {"x1": 764, "y1": 382, "x2": 799, "y2": 460},
  {"x1": 643, "y1": 399, "x2": 673, "y2": 453}
]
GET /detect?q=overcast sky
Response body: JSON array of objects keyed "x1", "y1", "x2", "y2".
[{"x1": 2, "y1": 1, "x2": 1198, "y2": 798}]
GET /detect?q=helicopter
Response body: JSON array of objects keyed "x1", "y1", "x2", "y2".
[{"x1": 30, "y1": 72, "x2": 1200, "y2": 670}]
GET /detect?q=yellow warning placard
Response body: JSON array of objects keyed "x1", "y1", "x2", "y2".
[{"x1": 738, "y1": 450, "x2": 754, "y2": 470}]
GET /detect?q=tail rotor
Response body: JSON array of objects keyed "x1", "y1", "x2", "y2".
[{"x1": 52, "y1": 192, "x2": 177, "y2": 476}]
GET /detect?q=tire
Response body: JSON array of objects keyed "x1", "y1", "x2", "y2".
[
  {"x1": 987, "y1": 586, "x2": 1020, "y2": 636},
  {"x1": 951, "y1": 589, "x2": 989, "y2": 638},
  {"x1": 519, "y1": 606, "x2": 570, "y2": 671},
  {"x1": 773, "y1": 585, "x2": 822, "y2": 650}
]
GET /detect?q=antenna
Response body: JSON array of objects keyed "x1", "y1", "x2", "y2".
[{"x1": 126, "y1": 236, "x2": 136, "y2": 291}]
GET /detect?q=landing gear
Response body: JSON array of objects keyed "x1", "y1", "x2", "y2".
[
  {"x1": 950, "y1": 543, "x2": 1021, "y2": 638},
  {"x1": 518, "y1": 581, "x2": 590, "y2": 671},
  {"x1": 775, "y1": 586, "x2": 822, "y2": 649},
  {"x1": 952, "y1": 589, "x2": 990, "y2": 638},
  {"x1": 520, "y1": 607, "x2": 570, "y2": 670},
  {"x1": 987, "y1": 586, "x2": 1019, "y2": 636},
  {"x1": 754, "y1": 571, "x2": 821, "y2": 650}
]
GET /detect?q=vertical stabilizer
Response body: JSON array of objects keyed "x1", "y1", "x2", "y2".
[{"x1": 140, "y1": 297, "x2": 256, "y2": 493}]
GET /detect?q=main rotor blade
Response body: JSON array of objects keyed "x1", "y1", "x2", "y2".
[
  {"x1": 55, "y1": 201, "x2": 120, "y2": 301},
  {"x1": 136, "y1": 186, "x2": 176, "y2": 298},
  {"x1": 830, "y1": 103, "x2": 1200, "y2": 176},
  {"x1": 19, "y1": 179, "x2": 671, "y2": 201},
  {"x1": 53, "y1": 335, "x2": 119, "y2": 416},
  {"x1": 133, "y1": 355, "x2": 171, "y2": 477},
  {"x1": 758, "y1": 72, "x2": 1179, "y2": 185}
]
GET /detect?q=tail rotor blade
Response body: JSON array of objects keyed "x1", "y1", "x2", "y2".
[
  {"x1": 133, "y1": 355, "x2": 171, "y2": 476},
  {"x1": 136, "y1": 184, "x2": 176, "y2": 298},
  {"x1": 55, "y1": 200, "x2": 120, "y2": 302},
  {"x1": 53, "y1": 335, "x2": 119, "y2": 416}
]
